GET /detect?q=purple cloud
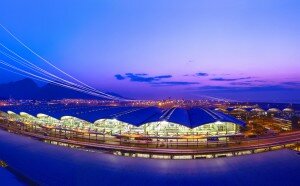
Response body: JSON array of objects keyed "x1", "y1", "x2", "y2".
[
  {"x1": 114, "y1": 74, "x2": 126, "y2": 80},
  {"x1": 196, "y1": 72, "x2": 209, "y2": 77},
  {"x1": 115, "y1": 73, "x2": 172, "y2": 82},
  {"x1": 210, "y1": 77, "x2": 252, "y2": 81}
]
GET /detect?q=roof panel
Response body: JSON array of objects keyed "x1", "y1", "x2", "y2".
[
  {"x1": 188, "y1": 108, "x2": 218, "y2": 127},
  {"x1": 166, "y1": 108, "x2": 190, "y2": 127},
  {"x1": 116, "y1": 107, "x2": 163, "y2": 126}
]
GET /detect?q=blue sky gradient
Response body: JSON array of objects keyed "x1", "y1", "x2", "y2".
[{"x1": 0, "y1": 0, "x2": 300, "y2": 102}]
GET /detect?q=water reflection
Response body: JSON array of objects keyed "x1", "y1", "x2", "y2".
[{"x1": 0, "y1": 130, "x2": 299, "y2": 186}]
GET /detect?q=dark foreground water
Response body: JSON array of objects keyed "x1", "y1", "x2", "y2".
[
  {"x1": 0, "y1": 168, "x2": 24, "y2": 186},
  {"x1": 0, "y1": 130, "x2": 300, "y2": 186}
]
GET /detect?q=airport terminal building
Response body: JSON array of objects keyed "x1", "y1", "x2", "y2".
[{"x1": 0, "y1": 104, "x2": 245, "y2": 137}]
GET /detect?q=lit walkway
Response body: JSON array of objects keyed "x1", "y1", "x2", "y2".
[{"x1": 0, "y1": 130, "x2": 300, "y2": 186}]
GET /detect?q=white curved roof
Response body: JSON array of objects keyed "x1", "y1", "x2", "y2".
[
  {"x1": 283, "y1": 108, "x2": 294, "y2": 112},
  {"x1": 267, "y1": 108, "x2": 281, "y2": 112},
  {"x1": 251, "y1": 108, "x2": 265, "y2": 112}
]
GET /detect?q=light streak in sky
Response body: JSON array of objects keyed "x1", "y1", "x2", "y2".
[
  {"x1": 0, "y1": 24, "x2": 128, "y2": 101},
  {"x1": 0, "y1": 43, "x2": 116, "y2": 98},
  {"x1": 0, "y1": 60, "x2": 119, "y2": 99}
]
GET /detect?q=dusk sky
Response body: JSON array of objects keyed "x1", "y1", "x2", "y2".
[{"x1": 0, "y1": 0, "x2": 300, "y2": 102}]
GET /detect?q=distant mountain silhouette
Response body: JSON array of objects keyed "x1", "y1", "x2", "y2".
[
  {"x1": 0, "y1": 78, "x2": 39, "y2": 99},
  {"x1": 0, "y1": 78, "x2": 124, "y2": 100}
]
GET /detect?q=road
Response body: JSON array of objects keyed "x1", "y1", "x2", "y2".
[{"x1": 1, "y1": 123, "x2": 299, "y2": 156}]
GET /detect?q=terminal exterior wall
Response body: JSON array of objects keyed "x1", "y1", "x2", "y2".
[{"x1": 3, "y1": 111, "x2": 240, "y2": 137}]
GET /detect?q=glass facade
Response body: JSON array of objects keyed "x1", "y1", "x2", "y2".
[{"x1": 3, "y1": 111, "x2": 240, "y2": 137}]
